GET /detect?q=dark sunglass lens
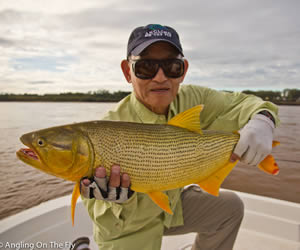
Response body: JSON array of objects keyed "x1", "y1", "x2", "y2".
[
  {"x1": 162, "y1": 60, "x2": 184, "y2": 78},
  {"x1": 135, "y1": 60, "x2": 158, "y2": 79}
]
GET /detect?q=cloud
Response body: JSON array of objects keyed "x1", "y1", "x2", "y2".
[
  {"x1": 0, "y1": 37, "x2": 15, "y2": 47},
  {"x1": 0, "y1": 0, "x2": 299, "y2": 94},
  {"x1": 27, "y1": 81, "x2": 54, "y2": 85},
  {"x1": 12, "y1": 55, "x2": 77, "y2": 72}
]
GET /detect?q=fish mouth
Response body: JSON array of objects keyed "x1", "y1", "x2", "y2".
[
  {"x1": 17, "y1": 148, "x2": 39, "y2": 161},
  {"x1": 16, "y1": 145, "x2": 49, "y2": 177},
  {"x1": 17, "y1": 133, "x2": 42, "y2": 165},
  {"x1": 16, "y1": 145, "x2": 45, "y2": 172}
]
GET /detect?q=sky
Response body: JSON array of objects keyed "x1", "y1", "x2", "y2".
[{"x1": 0, "y1": 0, "x2": 299, "y2": 94}]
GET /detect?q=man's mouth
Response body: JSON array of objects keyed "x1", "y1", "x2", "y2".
[{"x1": 150, "y1": 88, "x2": 170, "y2": 92}]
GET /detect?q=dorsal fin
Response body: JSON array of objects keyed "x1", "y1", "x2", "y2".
[{"x1": 167, "y1": 105, "x2": 203, "y2": 134}]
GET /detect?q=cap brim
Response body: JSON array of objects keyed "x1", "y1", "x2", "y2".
[{"x1": 130, "y1": 39, "x2": 184, "y2": 57}]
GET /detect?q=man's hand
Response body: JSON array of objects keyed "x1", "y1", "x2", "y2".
[
  {"x1": 230, "y1": 114, "x2": 275, "y2": 166},
  {"x1": 80, "y1": 165, "x2": 134, "y2": 203}
]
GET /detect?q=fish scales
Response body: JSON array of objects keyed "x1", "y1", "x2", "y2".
[{"x1": 78, "y1": 120, "x2": 239, "y2": 192}]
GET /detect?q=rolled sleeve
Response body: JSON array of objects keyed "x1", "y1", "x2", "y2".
[{"x1": 174, "y1": 86, "x2": 279, "y2": 131}]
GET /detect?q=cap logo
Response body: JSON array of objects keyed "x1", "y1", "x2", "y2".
[
  {"x1": 144, "y1": 29, "x2": 172, "y2": 38},
  {"x1": 144, "y1": 24, "x2": 172, "y2": 38}
]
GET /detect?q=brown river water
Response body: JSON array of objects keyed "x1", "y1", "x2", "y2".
[{"x1": 0, "y1": 103, "x2": 299, "y2": 220}]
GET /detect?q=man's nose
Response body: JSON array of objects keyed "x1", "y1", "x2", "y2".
[{"x1": 152, "y1": 67, "x2": 168, "y2": 82}]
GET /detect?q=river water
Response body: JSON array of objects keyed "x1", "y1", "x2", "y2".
[{"x1": 0, "y1": 102, "x2": 299, "y2": 220}]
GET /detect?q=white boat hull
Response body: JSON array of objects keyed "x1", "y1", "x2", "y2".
[{"x1": 1, "y1": 189, "x2": 300, "y2": 250}]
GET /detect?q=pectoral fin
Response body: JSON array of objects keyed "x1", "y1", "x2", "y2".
[
  {"x1": 197, "y1": 160, "x2": 238, "y2": 196},
  {"x1": 148, "y1": 191, "x2": 173, "y2": 214},
  {"x1": 71, "y1": 182, "x2": 81, "y2": 226}
]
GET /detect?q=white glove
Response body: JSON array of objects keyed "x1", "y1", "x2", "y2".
[
  {"x1": 233, "y1": 114, "x2": 275, "y2": 166},
  {"x1": 80, "y1": 176, "x2": 134, "y2": 203}
]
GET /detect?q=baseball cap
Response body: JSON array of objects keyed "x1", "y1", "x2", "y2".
[{"x1": 127, "y1": 24, "x2": 184, "y2": 58}]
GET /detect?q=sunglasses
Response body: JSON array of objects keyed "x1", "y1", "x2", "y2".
[{"x1": 130, "y1": 59, "x2": 185, "y2": 79}]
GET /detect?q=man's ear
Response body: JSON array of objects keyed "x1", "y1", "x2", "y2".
[{"x1": 121, "y1": 60, "x2": 132, "y2": 83}]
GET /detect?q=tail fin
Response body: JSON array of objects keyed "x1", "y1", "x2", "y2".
[
  {"x1": 258, "y1": 141, "x2": 280, "y2": 175},
  {"x1": 258, "y1": 155, "x2": 279, "y2": 175}
]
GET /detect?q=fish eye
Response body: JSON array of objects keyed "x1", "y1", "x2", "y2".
[{"x1": 37, "y1": 138, "x2": 46, "y2": 147}]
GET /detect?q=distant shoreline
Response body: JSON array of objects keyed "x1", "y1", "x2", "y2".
[
  {"x1": 0, "y1": 89, "x2": 299, "y2": 105},
  {"x1": 0, "y1": 100, "x2": 300, "y2": 105},
  {"x1": 0, "y1": 100, "x2": 119, "y2": 103},
  {"x1": 0, "y1": 90, "x2": 131, "y2": 103},
  {"x1": 272, "y1": 101, "x2": 300, "y2": 106}
]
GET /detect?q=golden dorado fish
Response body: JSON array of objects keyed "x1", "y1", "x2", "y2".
[{"x1": 16, "y1": 105, "x2": 279, "y2": 225}]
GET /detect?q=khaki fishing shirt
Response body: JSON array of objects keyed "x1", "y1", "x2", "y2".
[{"x1": 82, "y1": 84, "x2": 279, "y2": 250}]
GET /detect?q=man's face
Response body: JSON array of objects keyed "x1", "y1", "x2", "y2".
[{"x1": 122, "y1": 42, "x2": 188, "y2": 115}]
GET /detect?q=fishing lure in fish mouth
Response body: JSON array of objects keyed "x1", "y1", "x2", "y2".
[{"x1": 16, "y1": 105, "x2": 280, "y2": 226}]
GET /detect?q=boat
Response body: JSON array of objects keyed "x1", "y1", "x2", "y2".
[{"x1": 1, "y1": 188, "x2": 300, "y2": 250}]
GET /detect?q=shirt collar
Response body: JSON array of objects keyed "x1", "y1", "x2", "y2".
[{"x1": 130, "y1": 93, "x2": 168, "y2": 124}]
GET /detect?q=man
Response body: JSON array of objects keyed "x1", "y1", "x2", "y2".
[{"x1": 80, "y1": 24, "x2": 279, "y2": 250}]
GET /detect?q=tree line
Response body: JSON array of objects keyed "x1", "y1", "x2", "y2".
[
  {"x1": 0, "y1": 88, "x2": 299, "y2": 103},
  {"x1": 0, "y1": 90, "x2": 131, "y2": 102},
  {"x1": 242, "y1": 88, "x2": 300, "y2": 104}
]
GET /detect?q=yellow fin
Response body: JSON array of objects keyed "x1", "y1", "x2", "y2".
[
  {"x1": 168, "y1": 105, "x2": 203, "y2": 134},
  {"x1": 258, "y1": 155, "x2": 279, "y2": 175},
  {"x1": 258, "y1": 141, "x2": 280, "y2": 175},
  {"x1": 148, "y1": 191, "x2": 173, "y2": 214},
  {"x1": 71, "y1": 182, "x2": 81, "y2": 226},
  {"x1": 197, "y1": 160, "x2": 238, "y2": 196}
]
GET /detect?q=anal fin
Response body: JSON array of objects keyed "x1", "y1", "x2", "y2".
[
  {"x1": 197, "y1": 160, "x2": 238, "y2": 196},
  {"x1": 148, "y1": 191, "x2": 173, "y2": 214}
]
